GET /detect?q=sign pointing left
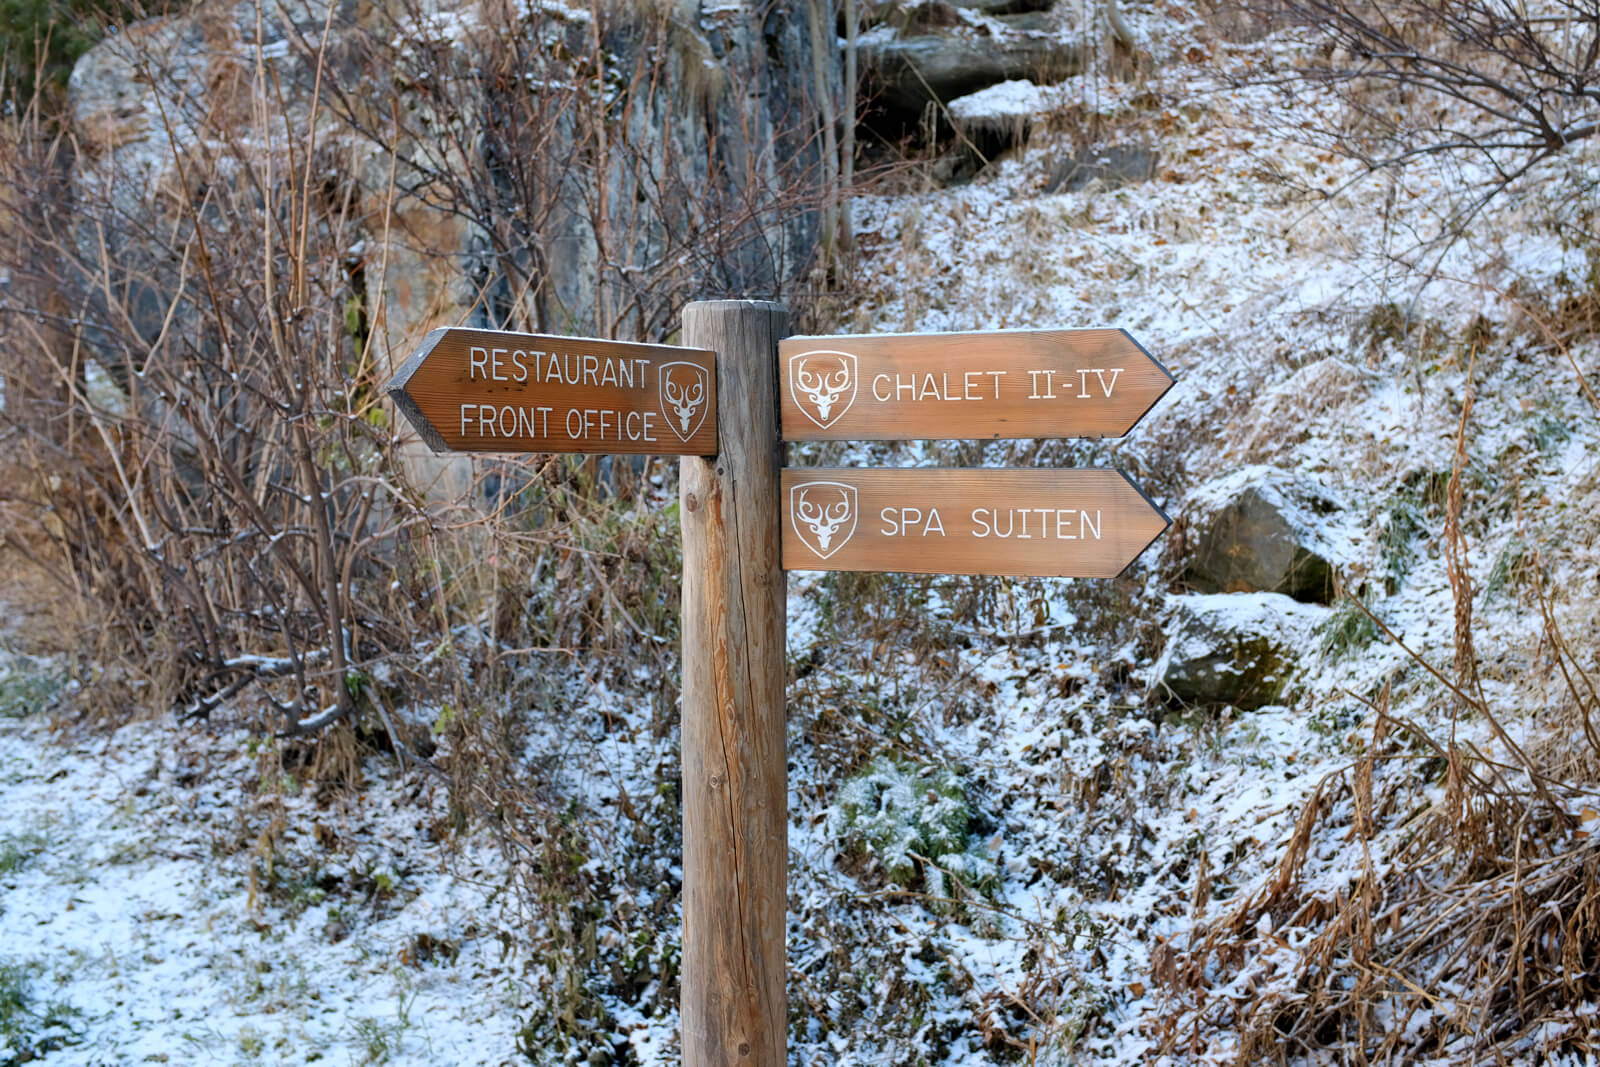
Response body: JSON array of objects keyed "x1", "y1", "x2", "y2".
[{"x1": 385, "y1": 326, "x2": 717, "y2": 455}]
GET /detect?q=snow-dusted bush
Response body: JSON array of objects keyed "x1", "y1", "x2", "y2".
[{"x1": 831, "y1": 755, "x2": 998, "y2": 906}]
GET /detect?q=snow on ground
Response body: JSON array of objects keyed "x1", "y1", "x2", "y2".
[
  {"x1": 0, "y1": 696, "x2": 526, "y2": 1065},
  {"x1": 4, "y1": 4, "x2": 1599, "y2": 1065}
]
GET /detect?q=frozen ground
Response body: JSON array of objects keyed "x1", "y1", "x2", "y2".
[
  {"x1": 0, "y1": 698, "x2": 527, "y2": 1065},
  {"x1": 3, "y1": 1, "x2": 1599, "y2": 1064}
]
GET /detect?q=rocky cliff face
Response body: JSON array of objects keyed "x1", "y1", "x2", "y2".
[{"x1": 68, "y1": 0, "x2": 836, "y2": 493}]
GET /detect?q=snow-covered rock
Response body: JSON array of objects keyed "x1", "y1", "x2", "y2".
[
  {"x1": 1183, "y1": 467, "x2": 1350, "y2": 604},
  {"x1": 1150, "y1": 592, "x2": 1330, "y2": 710},
  {"x1": 861, "y1": 8, "x2": 1083, "y2": 121}
]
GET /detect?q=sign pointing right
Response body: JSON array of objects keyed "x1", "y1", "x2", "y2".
[
  {"x1": 779, "y1": 327, "x2": 1173, "y2": 441},
  {"x1": 781, "y1": 468, "x2": 1170, "y2": 577}
]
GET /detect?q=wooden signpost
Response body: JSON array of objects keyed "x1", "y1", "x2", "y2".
[
  {"x1": 386, "y1": 326, "x2": 717, "y2": 455},
  {"x1": 779, "y1": 327, "x2": 1173, "y2": 441},
  {"x1": 781, "y1": 468, "x2": 1168, "y2": 577},
  {"x1": 386, "y1": 309, "x2": 1174, "y2": 1067}
]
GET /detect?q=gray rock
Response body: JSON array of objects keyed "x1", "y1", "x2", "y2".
[
  {"x1": 1185, "y1": 470, "x2": 1345, "y2": 604},
  {"x1": 67, "y1": 0, "x2": 835, "y2": 498},
  {"x1": 1151, "y1": 593, "x2": 1329, "y2": 711},
  {"x1": 1045, "y1": 143, "x2": 1159, "y2": 192},
  {"x1": 862, "y1": 15, "x2": 1083, "y2": 120},
  {"x1": 949, "y1": 0, "x2": 1054, "y2": 14}
]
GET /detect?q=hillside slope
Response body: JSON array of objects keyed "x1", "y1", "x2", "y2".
[{"x1": 2, "y1": 3, "x2": 1598, "y2": 1065}]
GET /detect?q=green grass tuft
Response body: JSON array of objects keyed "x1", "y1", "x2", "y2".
[
  {"x1": 831, "y1": 755, "x2": 999, "y2": 909},
  {"x1": 1318, "y1": 599, "x2": 1379, "y2": 660},
  {"x1": 0, "y1": 959, "x2": 81, "y2": 1066},
  {"x1": 0, "y1": 663, "x2": 65, "y2": 719}
]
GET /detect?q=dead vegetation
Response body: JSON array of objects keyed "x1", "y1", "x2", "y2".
[
  {"x1": 1156, "y1": 682, "x2": 1600, "y2": 1061},
  {"x1": 1153, "y1": 327, "x2": 1600, "y2": 1061}
]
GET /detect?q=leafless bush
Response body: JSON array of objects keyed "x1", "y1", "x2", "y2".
[
  {"x1": 0, "y1": 27, "x2": 458, "y2": 737},
  {"x1": 1152, "y1": 373, "x2": 1600, "y2": 1061},
  {"x1": 1258, "y1": 0, "x2": 1598, "y2": 243},
  {"x1": 1155, "y1": 694, "x2": 1600, "y2": 1061},
  {"x1": 0, "y1": 0, "x2": 837, "y2": 748}
]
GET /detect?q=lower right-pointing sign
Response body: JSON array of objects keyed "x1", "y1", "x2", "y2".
[{"x1": 781, "y1": 468, "x2": 1169, "y2": 578}]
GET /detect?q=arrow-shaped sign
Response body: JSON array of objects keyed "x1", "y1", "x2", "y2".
[
  {"x1": 779, "y1": 328, "x2": 1173, "y2": 441},
  {"x1": 781, "y1": 468, "x2": 1169, "y2": 577},
  {"x1": 386, "y1": 326, "x2": 717, "y2": 455}
]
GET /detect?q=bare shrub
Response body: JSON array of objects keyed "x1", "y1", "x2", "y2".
[
  {"x1": 1156, "y1": 696, "x2": 1600, "y2": 1061},
  {"x1": 1249, "y1": 0, "x2": 1598, "y2": 249},
  {"x1": 315, "y1": 0, "x2": 831, "y2": 342},
  {"x1": 1154, "y1": 427, "x2": 1600, "y2": 1061},
  {"x1": 0, "y1": 22, "x2": 458, "y2": 736},
  {"x1": 0, "y1": 0, "x2": 836, "y2": 741}
]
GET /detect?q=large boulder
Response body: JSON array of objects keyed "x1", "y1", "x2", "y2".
[
  {"x1": 67, "y1": 0, "x2": 836, "y2": 498},
  {"x1": 1150, "y1": 593, "x2": 1329, "y2": 711},
  {"x1": 1184, "y1": 468, "x2": 1350, "y2": 604},
  {"x1": 949, "y1": 0, "x2": 1054, "y2": 13},
  {"x1": 862, "y1": 5, "x2": 1083, "y2": 122}
]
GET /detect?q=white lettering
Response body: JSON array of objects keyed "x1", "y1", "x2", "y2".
[
  {"x1": 880, "y1": 506, "x2": 946, "y2": 536},
  {"x1": 969, "y1": 507, "x2": 1103, "y2": 540},
  {"x1": 873, "y1": 374, "x2": 891, "y2": 402},
  {"x1": 469, "y1": 346, "x2": 489, "y2": 380}
]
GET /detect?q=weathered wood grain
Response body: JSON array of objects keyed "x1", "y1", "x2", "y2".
[
  {"x1": 781, "y1": 467, "x2": 1169, "y2": 577},
  {"x1": 386, "y1": 326, "x2": 716, "y2": 455},
  {"x1": 680, "y1": 302, "x2": 788, "y2": 1067},
  {"x1": 778, "y1": 327, "x2": 1172, "y2": 441}
]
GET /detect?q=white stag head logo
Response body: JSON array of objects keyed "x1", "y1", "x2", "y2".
[
  {"x1": 788, "y1": 350, "x2": 857, "y2": 430},
  {"x1": 790, "y1": 481, "x2": 858, "y2": 560},
  {"x1": 658, "y1": 362, "x2": 710, "y2": 442}
]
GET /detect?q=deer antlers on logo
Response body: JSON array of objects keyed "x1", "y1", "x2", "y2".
[
  {"x1": 796, "y1": 488, "x2": 852, "y2": 551},
  {"x1": 795, "y1": 357, "x2": 851, "y2": 421},
  {"x1": 661, "y1": 368, "x2": 705, "y2": 434}
]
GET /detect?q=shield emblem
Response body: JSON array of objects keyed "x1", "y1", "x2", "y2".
[
  {"x1": 787, "y1": 350, "x2": 858, "y2": 430},
  {"x1": 789, "y1": 480, "x2": 858, "y2": 560},
  {"x1": 658, "y1": 362, "x2": 710, "y2": 443}
]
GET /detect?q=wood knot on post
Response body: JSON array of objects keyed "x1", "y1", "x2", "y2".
[
  {"x1": 685, "y1": 492, "x2": 698, "y2": 512},
  {"x1": 708, "y1": 773, "x2": 725, "y2": 789}
]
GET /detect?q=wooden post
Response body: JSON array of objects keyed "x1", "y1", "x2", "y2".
[{"x1": 679, "y1": 300, "x2": 788, "y2": 1066}]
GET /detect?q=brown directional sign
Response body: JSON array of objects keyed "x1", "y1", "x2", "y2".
[
  {"x1": 778, "y1": 328, "x2": 1172, "y2": 441},
  {"x1": 386, "y1": 327, "x2": 716, "y2": 455},
  {"x1": 781, "y1": 468, "x2": 1168, "y2": 577}
]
